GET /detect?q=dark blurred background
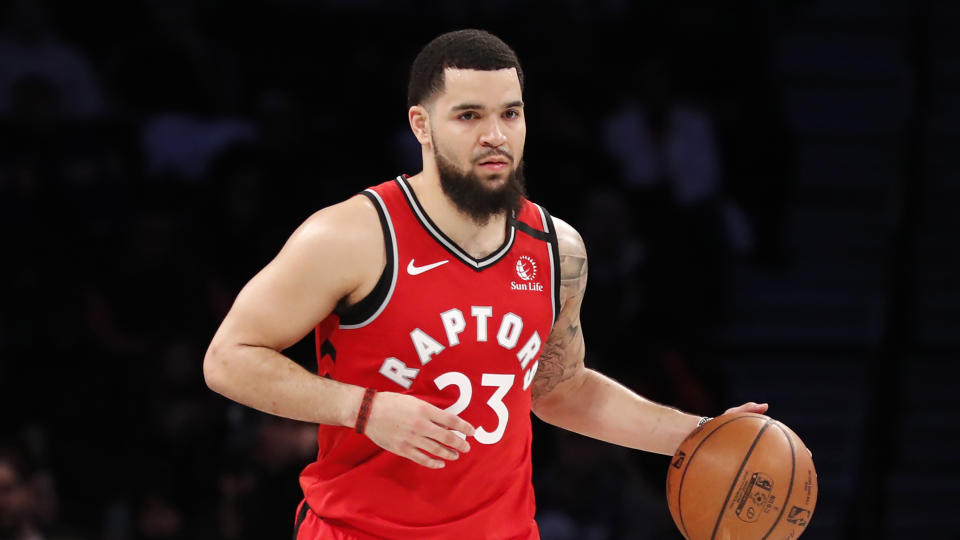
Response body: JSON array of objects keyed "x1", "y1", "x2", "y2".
[{"x1": 1, "y1": 0, "x2": 957, "y2": 538}]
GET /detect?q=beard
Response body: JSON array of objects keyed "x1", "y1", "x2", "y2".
[{"x1": 433, "y1": 142, "x2": 527, "y2": 227}]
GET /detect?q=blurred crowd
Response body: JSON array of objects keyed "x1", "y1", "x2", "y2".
[{"x1": 0, "y1": 1, "x2": 793, "y2": 538}]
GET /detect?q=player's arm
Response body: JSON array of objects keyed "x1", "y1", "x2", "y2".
[
  {"x1": 529, "y1": 217, "x2": 766, "y2": 456},
  {"x1": 203, "y1": 195, "x2": 474, "y2": 468}
]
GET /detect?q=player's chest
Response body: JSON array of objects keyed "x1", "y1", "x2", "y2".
[{"x1": 377, "y1": 268, "x2": 551, "y2": 385}]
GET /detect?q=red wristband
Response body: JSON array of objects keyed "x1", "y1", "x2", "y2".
[{"x1": 354, "y1": 388, "x2": 377, "y2": 434}]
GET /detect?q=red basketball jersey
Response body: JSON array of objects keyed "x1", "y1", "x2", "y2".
[{"x1": 298, "y1": 175, "x2": 561, "y2": 540}]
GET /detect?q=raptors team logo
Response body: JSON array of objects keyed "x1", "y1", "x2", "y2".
[{"x1": 515, "y1": 256, "x2": 537, "y2": 281}]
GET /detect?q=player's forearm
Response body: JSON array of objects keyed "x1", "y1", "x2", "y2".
[
  {"x1": 204, "y1": 342, "x2": 364, "y2": 427},
  {"x1": 532, "y1": 369, "x2": 700, "y2": 456}
]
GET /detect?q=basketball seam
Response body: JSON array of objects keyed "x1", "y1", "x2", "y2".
[
  {"x1": 761, "y1": 422, "x2": 797, "y2": 539},
  {"x1": 676, "y1": 415, "x2": 762, "y2": 540},
  {"x1": 709, "y1": 418, "x2": 773, "y2": 540}
]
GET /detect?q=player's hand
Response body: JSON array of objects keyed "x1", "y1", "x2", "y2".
[
  {"x1": 719, "y1": 403, "x2": 812, "y2": 458},
  {"x1": 723, "y1": 402, "x2": 769, "y2": 415},
  {"x1": 363, "y1": 392, "x2": 476, "y2": 469}
]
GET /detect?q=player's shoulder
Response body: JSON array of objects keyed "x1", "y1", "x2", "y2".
[
  {"x1": 547, "y1": 214, "x2": 586, "y2": 260},
  {"x1": 301, "y1": 193, "x2": 379, "y2": 235},
  {"x1": 285, "y1": 193, "x2": 384, "y2": 260},
  {"x1": 541, "y1": 213, "x2": 588, "y2": 304}
]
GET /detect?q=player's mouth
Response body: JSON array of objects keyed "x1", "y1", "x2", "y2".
[{"x1": 476, "y1": 157, "x2": 511, "y2": 171}]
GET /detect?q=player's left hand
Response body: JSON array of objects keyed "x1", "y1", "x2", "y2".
[{"x1": 723, "y1": 402, "x2": 769, "y2": 415}]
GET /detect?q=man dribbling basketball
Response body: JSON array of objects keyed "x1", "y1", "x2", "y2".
[{"x1": 203, "y1": 29, "x2": 767, "y2": 539}]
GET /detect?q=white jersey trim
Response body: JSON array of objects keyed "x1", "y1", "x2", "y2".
[{"x1": 395, "y1": 175, "x2": 516, "y2": 270}]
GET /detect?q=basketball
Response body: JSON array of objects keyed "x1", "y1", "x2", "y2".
[{"x1": 665, "y1": 412, "x2": 818, "y2": 540}]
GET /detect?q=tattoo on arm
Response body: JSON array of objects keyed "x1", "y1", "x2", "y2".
[{"x1": 531, "y1": 246, "x2": 588, "y2": 400}]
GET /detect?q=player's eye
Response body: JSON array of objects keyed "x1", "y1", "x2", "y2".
[
  {"x1": 504, "y1": 109, "x2": 520, "y2": 119},
  {"x1": 458, "y1": 111, "x2": 477, "y2": 121}
]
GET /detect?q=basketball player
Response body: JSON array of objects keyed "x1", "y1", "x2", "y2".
[{"x1": 203, "y1": 29, "x2": 768, "y2": 539}]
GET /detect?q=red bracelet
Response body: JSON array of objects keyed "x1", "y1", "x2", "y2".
[{"x1": 354, "y1": 388, "x2": 377, "y2": 434}]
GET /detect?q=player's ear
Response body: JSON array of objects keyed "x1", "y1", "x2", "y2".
[{"x1": 408, "y1": 105, "x2": 432, "y2": 146}]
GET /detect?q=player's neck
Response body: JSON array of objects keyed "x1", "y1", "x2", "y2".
[{"x1": 407, "y1": 171, "x2": 510, "y2": 260}]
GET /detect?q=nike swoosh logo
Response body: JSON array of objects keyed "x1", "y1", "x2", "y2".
[{"x1": 407, "y1": 259, "x2": 449, "y2": 275}]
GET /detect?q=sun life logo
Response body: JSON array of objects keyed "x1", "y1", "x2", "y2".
[{"x1": 515, "y1": 256, "x2": 537, "y2": 281}]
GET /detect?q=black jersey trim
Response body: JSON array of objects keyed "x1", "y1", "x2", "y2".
[
  {"x1": 336, "y1": 189, "x2": 398, "y2": 329},
  {"x1": 318, "y1": 338, "x2": 337, "y2": 362},
  {"x1": 394, "y1": 175, "x2": 516, "y2": 272},
  {"x1": 511, "y1": 216, "x2": 551, "y2": 242},
  {"x1": 292, "y1": 500, "x2": 310, "y2": 539},
  {"x1": 535, "y1": 204, "x2": 562, "y2": 326}
]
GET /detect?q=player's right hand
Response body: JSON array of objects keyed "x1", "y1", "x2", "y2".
[{"x1": 363, "y1": 392, "x2": 476, "y2": 468}]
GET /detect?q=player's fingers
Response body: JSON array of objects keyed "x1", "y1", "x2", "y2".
[
  {"x1": 427, "y1": 424, "x2": 471, "y2": 453},
  {"x1": 430, "y1": 409, "x2": 476, "y2": 437},
  {"x1": 724, "y1": 402, "x2": 768, "y2": 415},
  {"x1": 400, "y1": 443, "x2": 445, "y2": 469},
  {"x1": 418, "y1": 437, "x2": 460, "y2": 461}
]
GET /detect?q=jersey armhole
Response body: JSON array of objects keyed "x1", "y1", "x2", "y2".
[
  {"x1": 535, "y1": 204, "x2": 562, "y2": 327},
  {"x1": 334, "y1": 190, "x2": 398, "y2": 328}
]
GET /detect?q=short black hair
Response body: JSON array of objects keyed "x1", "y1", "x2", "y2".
[{"x1": 407, "y1": 29, "x2": 524, "y2": 109}]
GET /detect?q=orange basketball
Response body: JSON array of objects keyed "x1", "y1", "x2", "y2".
[{"x1": 665, "y1": 412, "x2": 818, "y2": 540}]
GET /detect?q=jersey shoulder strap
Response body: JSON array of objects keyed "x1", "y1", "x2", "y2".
[{"x1": 511, "y1": 199, "x2": 562, "y2": 322}]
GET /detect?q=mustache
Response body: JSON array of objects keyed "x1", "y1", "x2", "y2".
[{"x1": 472, "y1": 149, "x2": 514, "y2": 164}]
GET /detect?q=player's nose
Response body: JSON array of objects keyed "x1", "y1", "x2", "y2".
[{"x1": 479, "y1": 117, "x2": 507, "y2": 147}]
